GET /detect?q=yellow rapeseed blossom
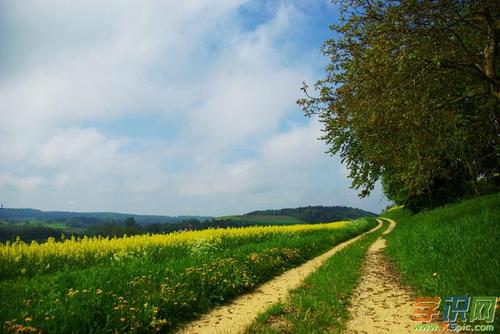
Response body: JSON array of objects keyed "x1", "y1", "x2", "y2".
[{"x1": 0, "y1": 221, "x2": 347, "y2": 278}]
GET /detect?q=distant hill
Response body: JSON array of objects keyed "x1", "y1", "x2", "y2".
[
  {"x1": 245, "y1": 206, "x2": 376, "y2": 224},
  {"x1": 0, "y1": 205, "x2": 375, "y2": 243},
  {"x1": 0, "y1": 208, "x2": 211, "y2": 225}
]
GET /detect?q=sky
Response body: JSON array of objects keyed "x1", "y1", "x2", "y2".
[{"x1": 0, "y1": 0, "x2": 389, "y2": 216}]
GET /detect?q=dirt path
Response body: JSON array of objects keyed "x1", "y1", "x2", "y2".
[
  {"x1": 344, "y1": 218, "x2": 414, "y2": 334},
  {"x1": 178, "y1": 220, "x2": 384, "y2": 334}
]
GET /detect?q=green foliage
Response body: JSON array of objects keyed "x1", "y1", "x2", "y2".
[
  {"x1": 299, "y1": 0, "x2": 500, "y2": 208},
  {"x1": 382, "y1": 166, "x2": 471, "y2": 211},
  {"x1": 246, "y1": 219, "x2": 386, "y2": 334},
  {"x1": 0, "y1": 222, "x2": 66, "y2": 243},
  {"x1": 217, "y1": 215, "x2": 306, "y2": 225},
  {"x1": 0, "y1": 220, "x2": 375, "y2": 333},
  {"x1": 0, "y1": 217, "x2": 293, "y2": 243},
  {"x1": 383, "y1": 192, "x2": 500, "y2": 297},
  {"x1": 246, "y1": 206, "x2": 376, "y2": 223},
  {"x1": 0, "y1": 208, "x2": 210, "y2": 225}
]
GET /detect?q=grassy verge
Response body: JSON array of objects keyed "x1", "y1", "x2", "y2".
[
  {"x1": 0, "y1": 219, "x2": 375, "y2": 333},
  {"x1": 245, "y1": 219, "x2": 387, "y2": 334},
  {"x1": 382, "y1": 192, "x2": 500, "y2": 329},
  {"x1": 382, "y1": 192, "x2": 499, "y2": 297}
]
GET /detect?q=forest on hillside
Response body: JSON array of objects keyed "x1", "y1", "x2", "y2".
[
  {"x1": 0, "y1": 205, "x2": 372, "y2": 242},
  {"x1": 246, "y1": 206, "x2": 375, "y2": 223}
]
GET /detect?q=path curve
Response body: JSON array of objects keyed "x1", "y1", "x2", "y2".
[
  {"x1": 343, "y1": 218, "x2": 414, "y2": 334},
  {"x1": 178, "y1": 220, "x2": 384, "y2": 334}
]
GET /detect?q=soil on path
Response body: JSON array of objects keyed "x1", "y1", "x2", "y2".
[
  {"x1": 343, "y1": 218, "x2": 414, "y2": 334},
  {"x1": 178, "y1": 220, "x2": 384, "y2": 334}
]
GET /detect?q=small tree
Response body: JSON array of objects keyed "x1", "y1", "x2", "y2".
[{"x1": 124, "y1": 217, "x2": 141, "y2": 235}]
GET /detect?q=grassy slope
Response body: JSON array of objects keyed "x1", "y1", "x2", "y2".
[
  {"x1": 246, "y1": 218, "x2": 386, "y2": 334},
  {"x1": 383, "y1": 193, "x2": 500, "y2": 330},
  {"x1": 0, "y1": 220, "x2": 84, "y2": 232},
  {"x1": 382, "y1": 192, "x2": 499, "y2": 297},
  {"x1": 0, "y1": 220, "x2": 375, "y2": 333},
  {"x1": 0, "y1": 220, "x2": 69, "y2": 228}
]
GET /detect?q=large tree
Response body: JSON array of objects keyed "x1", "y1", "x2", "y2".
[{"x1": 300, "y1": 0, "x2": 500, "y2": 209}]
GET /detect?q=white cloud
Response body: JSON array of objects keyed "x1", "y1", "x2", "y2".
[
  {"x1": 0, "y1": 173, "x2": 45, "y2": 191},
  {"x1": 36, "y1": 128, "x2": 124, "y2": 168},
  {"x1": 261, "y1": 122, "x2": 324, "y2": 168},
  {"x1": 0, "y1": 0, "x2": 388, "y2": 215}
]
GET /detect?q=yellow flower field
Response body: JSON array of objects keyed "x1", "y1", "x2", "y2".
[
  {"x1": 0, "y1": 219, "x2": 375, "y2": 333},
  {"x1": 0, "y1": 221, "x2": 346, "y2": 279}
]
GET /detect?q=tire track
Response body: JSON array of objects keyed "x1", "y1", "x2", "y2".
[{"x1": 178, "y1": 220, "x2": 384, "y2": 334}]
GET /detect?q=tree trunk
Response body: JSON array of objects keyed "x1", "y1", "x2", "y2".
[{"x1": 482, "y1": 3, "x2": 500, "y2": 99}]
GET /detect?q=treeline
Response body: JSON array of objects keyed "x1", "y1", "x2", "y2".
[
  {"x1": 84, "y1": 218, "x2": 261, "y2": 237},
  {"x1": 0, "y1": 217, "x2": 277, "y2": 243},
  {"x1": 0, "y1": 208, "x2": 210, "y2": 225},
  {"x1": 0, "y1": 224, "x2": 65, "y2": 243},
  {"x1": 246, "y1": 206, "x2": 375, "y2": 223}
]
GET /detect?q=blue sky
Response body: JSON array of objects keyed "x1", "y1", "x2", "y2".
[{"x1": 0, "y1": 0, "x2": 388, "y2": 215}]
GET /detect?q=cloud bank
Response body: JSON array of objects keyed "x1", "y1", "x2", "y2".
[{"x1": 0, "y1": 0, "x2": 388, "y2": 215}]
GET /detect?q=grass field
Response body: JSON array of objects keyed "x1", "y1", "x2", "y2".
[
  {"x1": 0, "y1": 220, "x2": 70, "y2": 229},
  {"x1": 0, "y1": 219, "x2": 85, "y2": 233},
  {"x1": 0, "y1": 219, "x2": 375, "y2": 333},
  {"x1": 246, "y1": 220, "x2": 387, "y2": 333}
]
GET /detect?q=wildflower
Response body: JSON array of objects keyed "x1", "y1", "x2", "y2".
[{"x1": 249, "y1": 253, "x2": 259, "y2": 262}]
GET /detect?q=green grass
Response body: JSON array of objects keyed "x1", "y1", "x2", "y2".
[
  {"x1": 382, "y1": 192, "x2": 499, "y2": 297},
  {"x1": 0, "y1": 219, "x2": 84, "y2": 233},
  {"x1": 246, "y1": 219, "x2": 386, "y2": 334},
  {"x1": 0, "y1": 219, "x2": 375, "y2": 333},
  {"x1": 383, "y1": 193, "x2": 500, "y2": 330},
  {"x1": 217, "y1": 215, "x2": 307, "y2": 225},
  {"x1": 2, "y1": 220, "x2": 70, "y2": 229},
  {"x1": 246, "y1": 193, "x2": 500, "y2": 333}
]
